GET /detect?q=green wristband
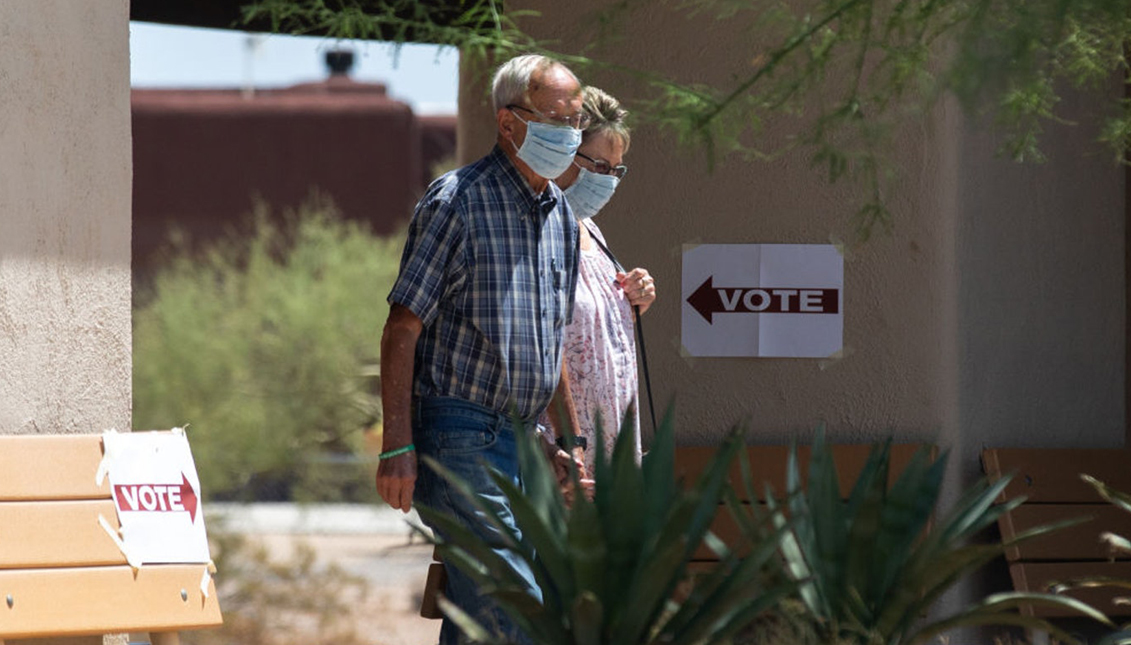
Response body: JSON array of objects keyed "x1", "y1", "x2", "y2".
[{"x1": 378, "y1": 443, "x2": 416, "y2": 459}]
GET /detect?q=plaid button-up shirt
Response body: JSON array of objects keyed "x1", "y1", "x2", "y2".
[{"x1": 389, "y1": 146, "x2": 580, "y2": 420}]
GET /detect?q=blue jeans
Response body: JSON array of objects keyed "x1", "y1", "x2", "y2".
[{"x1": 413, "y1": 396, "x2": 540, "y2": 645}]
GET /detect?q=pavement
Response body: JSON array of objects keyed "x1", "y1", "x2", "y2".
[
  {"x1": 207, "y1": 502, "x2": 429, "y2": 536},
  {"x1": 205, "y1": 503, "x2": 442, "y2": 645}
]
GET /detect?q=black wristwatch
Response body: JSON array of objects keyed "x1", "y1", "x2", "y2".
[{"x1": 555, "y1": 434, "x2": 589, "y2": 451}]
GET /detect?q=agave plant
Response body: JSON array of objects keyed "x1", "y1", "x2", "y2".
[
  {"x1": 413, "y1": 409, "x2": 797, "y2": 645},
  {"x1": 728, "y1": 430, "x2": 1111, "y2": 645}
]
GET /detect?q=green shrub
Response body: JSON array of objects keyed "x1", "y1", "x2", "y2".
[
  {"x1": 133, "y1": 197, "x2": 404, "y2": 502},
  {"x1": 417, "y1": 409, "x2": 797, "y2": 645},
  {"x1": 732, "y1": 430, "x2": 1112, "y2": 645}
]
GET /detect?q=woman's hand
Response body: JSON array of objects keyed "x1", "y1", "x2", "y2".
[{"x1": 618, "y1": 268, "x2": 656, "y2": 314}]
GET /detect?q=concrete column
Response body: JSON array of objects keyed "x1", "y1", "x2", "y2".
[{"x1": 0, "y1": 0, "x2": 132, "y2": 438}]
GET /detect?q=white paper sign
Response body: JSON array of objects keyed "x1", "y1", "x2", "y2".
[
  {"x1": 101, "y1": 430, "x2": 212, "y2": 565},
  {"x1": 682, "y1": 244, "x2": 843, "y2": 358}
]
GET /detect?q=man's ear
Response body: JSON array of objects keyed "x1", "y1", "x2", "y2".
[{"x1": 498, "y1": 108, "x2": 517, "y2": 138}]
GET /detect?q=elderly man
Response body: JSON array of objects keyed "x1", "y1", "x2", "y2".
[{"x1": 375, "y1": 54, "x2": 587, "y2": 645}]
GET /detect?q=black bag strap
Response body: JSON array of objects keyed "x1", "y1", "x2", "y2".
[{"x1": 584, "y1": 222, "x2": 658, "y2": 434}]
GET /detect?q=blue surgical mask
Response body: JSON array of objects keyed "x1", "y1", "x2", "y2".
[
  {"x1": 563, "y1": 166, "x2": 619, "y2": 220},
  {"x1": 510, "y1": 112, "x2": 582, "y2": 179}
]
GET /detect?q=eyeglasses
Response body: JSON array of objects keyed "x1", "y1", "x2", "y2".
[
  {"x1": 576, "y1": 152, "x2": 628, "y2": 179},
  {"x1": 507, "y1": 104, "x2": 591, "y2": 131}
]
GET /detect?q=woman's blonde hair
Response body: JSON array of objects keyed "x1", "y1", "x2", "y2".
[{"x1": 582, "y1": 86, "x2": 630, "y2": 151}]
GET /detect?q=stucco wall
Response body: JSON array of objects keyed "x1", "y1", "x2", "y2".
[
  {"x1": 954, "y1": 84, "x2": 1125, "y2": 454},
  {"x1": 459, "y1": 2, "x2": 1124, "y2": 457},
  {"x1": 0, "y1": 0, "x2": 132, "y2": 439}
]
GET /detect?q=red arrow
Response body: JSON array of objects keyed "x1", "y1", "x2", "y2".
[
  {"x1": 687, "y1": 276, "x2": 839, "y2": 324},
  {"x1": 687, "y1": 276, "x2": 724, "y2": 324},
  {"x1": 179, "y1": 472, "x2": 198, "y2": 524}
]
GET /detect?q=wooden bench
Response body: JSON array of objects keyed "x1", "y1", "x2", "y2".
[
  {"x1": 674, "y1": 443, "x2": 931, "y2": 563},
  {"x1": 0, "y1": 433, "x2": 223, "y2": 644},
  {"x1": 982, "y1": 447, "x2": 1131, "y2": 617},
  {"x1": 419, "y1": 442, "x2": 930, "y2": 618}
]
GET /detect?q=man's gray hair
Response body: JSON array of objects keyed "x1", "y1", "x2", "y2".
[{"x1": 491, "y1": 54, "x2": 579, "y2": 112}]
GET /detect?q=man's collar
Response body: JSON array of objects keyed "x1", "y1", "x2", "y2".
[
  {"x1": 535, "y1": 189, "x2": 559, "y2": 219},
  {"x1": 490, "y1": 145, "x2": 558, "y2": 217}
]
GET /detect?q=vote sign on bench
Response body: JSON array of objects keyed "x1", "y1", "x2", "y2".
[{"x1": 100, "y1": 430, "x2": 212, "y2": 565}]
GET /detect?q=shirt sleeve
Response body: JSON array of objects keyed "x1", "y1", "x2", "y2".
[{"x1": 388, "y1": 191, "x2": 466, "y2": 327}]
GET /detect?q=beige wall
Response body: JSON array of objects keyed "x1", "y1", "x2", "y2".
[
  {"x1": 0, "y1": 0, "x2": 132, "y2": 438},
  {"x1": 0, "y1": 1, "x2": 131, "y2": 642},
  {"x1": 954, "y1": 83, "x2": 1125, "y2": 456},
  {"x1": 458, "y1": 2, "x2": 1124, "y2": 462}
]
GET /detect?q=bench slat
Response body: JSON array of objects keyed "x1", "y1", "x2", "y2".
[
  {"x1": 982, "y1": 448, "x2": 1131, "y2": 503},
  {"x1": 998, "y1": 504, "x2": 1131, "y2": 563},
  {"x1": 692, "y1": 508, "x2": 747, "y2": 561},
  {"x1": 674, "y1": 444, "x2": 929, "y2": 501},
  {"x1": 0, "y1": 500, "x2": 124, "y2": 569},
  {"x1": 982, "y1": 448, "x2": 1131, "y2": 619},
  {"x1": 1009, "y1": 561, "x2": 1131, "y2": 617},
  {"x1": 0, "y1": 564, "x2": 222, "y2": 638},
  {"x1": 677, "y1": 445, "x2": 933, "y2": 561},
  {"x1": 0, "y1": 435, "x2": 110, "y2": 501}
]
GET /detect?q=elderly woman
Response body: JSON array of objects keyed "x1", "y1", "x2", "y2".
[{"x1": 553, "y1": 86, "x2": 656, "y2": 473}]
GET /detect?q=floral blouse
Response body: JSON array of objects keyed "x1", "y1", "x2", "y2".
[{"x1": 560, "y1": 220, "x2": 641, "y2": 473}]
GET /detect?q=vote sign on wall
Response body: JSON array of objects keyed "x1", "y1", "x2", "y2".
[{"x1": 681, "y1": 244, "x2": 843, "y2": 358}]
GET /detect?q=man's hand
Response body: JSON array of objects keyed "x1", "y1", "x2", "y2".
[
  {"x1": 375, "y1": 451, "x2": 417, "y2": 512},
  {"x1": 378, "y1": 304, "x2": 424, "y2": 514}
]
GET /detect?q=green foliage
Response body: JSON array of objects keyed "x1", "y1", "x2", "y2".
[
  {"x1": 403, "y1": 408, "x2": 1122, "y2": 645},
  {"x1": 415, "y1": 409, "x2": 797, "y2": 645},
  {"x1": 732, "y1": 430, "x2": 1112, "y2": 645},
  {"x1": 241, "y1": 0, "x2": 539, "y2": 63},
  {"x1": 132, "y1": 197, "x2": 404, "y2": 502},
  {"x1": 623, "y1": 0, "x2": 1131, "y2": 237},
  {"x1": 242, "y1": 0, "x2": 1131, "y2": 240},
  {"x1": 948, "y1": 0, "x2": 1131, "y2": 160}
]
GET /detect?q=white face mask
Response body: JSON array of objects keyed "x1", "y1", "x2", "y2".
[
  {"x1": 509, "y1": 111, "x2": 582, "y2": 179},
  {"x1": 563, "y1": 166, "x2": 619, "y2": 220}
]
